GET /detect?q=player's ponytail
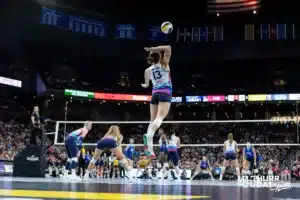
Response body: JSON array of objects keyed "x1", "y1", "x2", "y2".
[{"x1": 228, "y1": 133, "x2": 233, "y2": 143}]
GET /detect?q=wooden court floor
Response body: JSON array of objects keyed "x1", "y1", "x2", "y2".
[{"x1": 0, "y1": 177, "x2": 299, "y2": 200}]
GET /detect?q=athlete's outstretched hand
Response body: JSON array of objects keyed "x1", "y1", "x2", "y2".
[
  {"x1": 144, "y1": 47, "x2": 151, "y2": 51},
  {"x1": 141, "y1": 83, "x2": 148, "y2": 88}
]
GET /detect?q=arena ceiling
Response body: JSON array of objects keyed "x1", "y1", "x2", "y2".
[{"x1": 44, "y1": 0, "x2": 298, "y2": 21}]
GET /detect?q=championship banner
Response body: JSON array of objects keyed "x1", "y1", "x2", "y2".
[{"x1": 207, "y1": 0, "x2": 261, "y2": 13}]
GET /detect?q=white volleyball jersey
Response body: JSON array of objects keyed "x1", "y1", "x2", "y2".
[
  {"x1": 167, "y1": 135, "x2": 179, "y2": 149},
  {"x1": 149, "y1": 63, "x2": 172, "y2": 92},
  {"x1": 224, "y1": 140, "x2": 236, "y2": 153}
]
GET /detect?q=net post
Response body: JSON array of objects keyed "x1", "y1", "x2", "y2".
[{"x1": 54, "y1": 121, "x2": 59, "y2": 145}]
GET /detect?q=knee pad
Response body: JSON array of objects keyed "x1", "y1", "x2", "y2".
[
  {"x1": 236, "y1": 167, "x2": 240, "y2": 172},
  {"x1": 71, "y1": 157, "x2": 78, "y2": 163},
  {"x1": 152, "y1": 117, "x2": 163, "y2": 129},
  {"x1": 67, "y1": 158, "x2": 72, "y2": 163}
]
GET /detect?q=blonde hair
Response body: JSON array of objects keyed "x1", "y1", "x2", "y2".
[
  {"x1": 228, "y1": 133, "x2": 233, "y2": 143},
  {"x1": 107, "y1": 125, "x2": 122, "y2": 141}
]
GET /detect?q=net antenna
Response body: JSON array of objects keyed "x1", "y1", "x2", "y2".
[{"x1": 53, "y1": 119, "x2": 300, "y2": 147}]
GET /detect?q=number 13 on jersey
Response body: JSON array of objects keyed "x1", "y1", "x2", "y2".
[{"x1": 152, "y1": 69, "x2": 162, "y2": 80}]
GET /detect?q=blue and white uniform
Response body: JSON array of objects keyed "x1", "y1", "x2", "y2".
[
  {"x1": 245, "y1": 147, "x2": 254, "y2": 161},
  {"x1": 200, "y1": 160, "x2": 209, "y2": 170},
  {"x1": 149, "y1": 63, "x2": 172, "y2": 104},
  {"x1": 244, "y1": 146, "x2": 255, "y2": 169},
  {"x1": 96, "y1": 135, "x2": 118, "y2": 150},
  {"x1": 125, "y1": 144, "x2": 135, "y2": 160},
  {"x1": 65, "y1": 128, "x2": 85, "y2": 158},
  {"x1": 167, "y1": 135, "x2": 179, "y2": 166},
  {"x1": 159, "y1": 138, "x2": 168, "y2": 153},
  {"x1": 85, "y1": 153, "x2": 91, "y2": 166},
  {"x1": 224, "y1": 140, "x2": 237, "y2": 160}
]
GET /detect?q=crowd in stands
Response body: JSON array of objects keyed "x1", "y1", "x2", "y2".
[{"x1": 1, "y1": 117, "x2": 300, "y2": 180}]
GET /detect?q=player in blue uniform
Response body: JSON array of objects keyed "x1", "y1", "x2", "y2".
[
  {"x1": 83, "y1": 125, "x2": 132, "y2": 180},
  {"x1": 242, "y1": 142, "x2": 257, "y2": 175},
  {"x1": 142, "y1": 45, "x2": 172, "y2": 159},
  {"x1": 191, "y1": 156, "x2": 214, "y2": 180},
  {"x1": 64, "y1": 121, "x2": 92, "y2": 180},
  {"x1": 158, "y1": 129, "x2": 169, "y2": 177},
  {"x1": 124, "y1": 138, "x2": 135, "y2": 167},
  {"x1": 219, "y1": 133, "x2": 240, "y2": 180}
]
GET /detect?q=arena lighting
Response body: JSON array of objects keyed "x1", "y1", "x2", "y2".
[
  {"x1": 64, "y1": 89, "x2": 182, "y2": 102},
  {"x1": 64, "y1": 89, "x2": 300, "y2": 102},
  {"x1": 0, "y1": 76, "x2": 22, "y2": 88}
]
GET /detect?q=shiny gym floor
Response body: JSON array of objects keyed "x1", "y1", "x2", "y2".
[{"x1": 0, "y1": 177, "x2": 299, "y2": 200}]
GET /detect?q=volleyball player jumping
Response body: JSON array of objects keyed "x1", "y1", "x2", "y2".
[
  {"x1": 142, "y1": 45, "x2": 172, "y2": 158},
  {"x1": 64, "y1": 121, "x2": 92, "y2": 180}
]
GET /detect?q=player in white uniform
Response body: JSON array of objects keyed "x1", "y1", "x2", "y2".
[
  {"x1": 141, "y1": 45, "x2": 172, "y2": 159},
  {"x1": 219, "y1": 133, "x2": 240, "y2": 180},
  {"x1": 165, "y1": 133, "x2": 181, "y2": 179}
]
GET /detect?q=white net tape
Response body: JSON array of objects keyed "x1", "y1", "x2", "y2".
[{"x1": 50, "y1": 119, "x2": 300, "y2": 147}]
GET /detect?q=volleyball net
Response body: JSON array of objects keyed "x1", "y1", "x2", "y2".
[
  {"x1": 44, "y1": 119, "x2": 300, "y2": 168},
  {"x1": 43, "y1": 119, "x2": 300, "y2": 173},
  {"x1": 47, "y1": 119, "x2": 299, "y2": 145}
]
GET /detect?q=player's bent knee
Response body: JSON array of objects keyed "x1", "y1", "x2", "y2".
[{"x1": 90, "y1": 158, "x2": 97, "y2": 164}]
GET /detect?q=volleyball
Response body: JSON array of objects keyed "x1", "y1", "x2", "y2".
[
  {"x1": 161, "y1": 21, "x2": 173, "y2": 34},
  {"x1": 138, "y1": 159, "x2": 148, "y2": 168}
]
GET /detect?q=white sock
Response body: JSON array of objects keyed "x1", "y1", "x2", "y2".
[
  {"x1": 71, "y1": 169, "x2": 76, "y2": 176},
  {"x1": 147, "y1": 123, "x2": 153, "y2": 133},
  {"x1": 84, "y1": 170, "x2": 90, "y2": 177},
  {"x1": 219, "y1": 174, "x2": 223, "y2": 180},
  {"x1": 174, "y1": 166, "x2": 180, "y2": 176},
  {"x1": 162, "y1": 167, "x2": 166, "y2": 176},
  {"x1": 147, "y1": 130, "x2": 155, "y2": 138}
]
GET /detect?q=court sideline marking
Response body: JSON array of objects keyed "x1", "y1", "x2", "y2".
[{"x1": 0, "y1": 189, "x2": 210, "y2": 200}]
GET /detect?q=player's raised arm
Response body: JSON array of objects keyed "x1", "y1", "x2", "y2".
[
  {"x1": 177, "y1": 137, "x2": 181, "y2": 149},
  {"x1": 144, "y1": 45, "x2": 171, "y2": 66},
  {"x1": 141, "y1": 67, "x2": 151, "y2": 88}
]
